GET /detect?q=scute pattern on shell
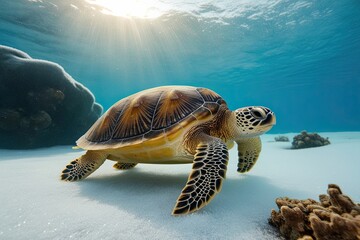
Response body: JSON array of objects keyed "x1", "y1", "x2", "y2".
[
  {"x1": 152, "y1": 89, "x2": 203, "y2": 130},
  {"x1": 83, "y1": 86, "x2": 225, "y2": 144}
]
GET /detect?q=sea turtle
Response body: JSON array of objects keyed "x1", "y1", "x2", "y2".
[{"x1": 61, "y1": 86, "x2": 276, "y2": 215}]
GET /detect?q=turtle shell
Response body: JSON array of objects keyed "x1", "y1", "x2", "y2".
[{"x1": 77, "y1": 86, "x2": 227, "y2": 150}]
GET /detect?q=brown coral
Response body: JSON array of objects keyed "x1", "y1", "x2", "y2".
[
  {"x1": 292, "y1": 131, "x2": 330, "y2": 149},
  {"x1": 269, "y1": 184, "x2": 360, "y2": 240},
  {"x1": 275, "y1": 136, "x2": 290, "y2": 142}
]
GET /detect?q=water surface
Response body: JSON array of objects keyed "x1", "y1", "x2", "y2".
[{"x1": 1, "y1": 0, "x2": 359, "y2": 132}]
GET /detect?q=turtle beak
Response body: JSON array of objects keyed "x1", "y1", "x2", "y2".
[
  {"x1": 271, "y1": 114, "x2": 276, "y2": 125},
  {"x1": 261, "y1": 112, "x2": 276, "y2": 126},
  {"x1": 256, "y1": 107, "x2": 276, "y2": 127}
]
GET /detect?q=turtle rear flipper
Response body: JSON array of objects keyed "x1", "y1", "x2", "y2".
[
  {"x1": 61, "y1": 150, "x2": 107, "y2": 181},
  {"x1": 113, "y1": 162, "x2": 138, "y2": 170},
  {"x1": 172, "y1": 136, "x2": 229, "y2": 215}
]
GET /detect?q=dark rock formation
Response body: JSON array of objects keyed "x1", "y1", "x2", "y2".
[
  {"x1": 292, "y1": 131, "x2": 330, "y2": 149},
  {"x1": 0, "y1": 45, "x2": 102, "y2": 149},
  {"x1": 269, "y1": 184, "x2": 360, "y2": 240},
  {"x1": 275, "y1": 136, "x2": 290, "y2": 142}
]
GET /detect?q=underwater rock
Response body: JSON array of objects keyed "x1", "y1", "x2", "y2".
[
  {"x1": 269, "y1": 184, "x2": 360, "y2": 240},
  {"x1": 292, "y1": 131, "x2": 330, "y2": 149},
  {"x1": 275, "y1": 136, "x2": 290, "y2": 142},
  {"x1": 0, "y1": 45, "x2": 103, "y2": 149}
]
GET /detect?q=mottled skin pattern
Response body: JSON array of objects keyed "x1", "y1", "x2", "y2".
[
  {"x1": 173, "y1": 136, "x2": 229, "y2": 214},
  {"x1": 113, "y1": 162, "x2": 137, "y2": 170},
  {"x1": 60, "y1": 86, "x2": 276, "y2": 215}
]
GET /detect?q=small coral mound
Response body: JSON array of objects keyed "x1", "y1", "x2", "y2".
[
  {"x1": 275, "y1": 136, "x2": 290, "y2": 142},
  {"x1": 292, "y1": 131, "x2": 330, "y2": 149},
  {"x1": 0, "y1": 45, "x2": 103, "y2": 149},
  {"x1": 269, "y1": 184, "x2": 360, "y2": 240}
]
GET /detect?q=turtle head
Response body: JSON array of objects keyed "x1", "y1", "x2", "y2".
[{"x1": 232, "y1": 106, "x2": 276, "y2": 139}]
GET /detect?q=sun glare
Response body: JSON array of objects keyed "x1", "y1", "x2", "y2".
[{"x1": 85, "y1": 0, "x2": 166, "y2": 19}]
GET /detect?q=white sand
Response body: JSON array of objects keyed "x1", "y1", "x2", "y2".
[{"x1": 0, "y1": 132, "x2": 359, "y2": 240}]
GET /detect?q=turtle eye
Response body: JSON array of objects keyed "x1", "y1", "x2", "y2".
[{"x1": 250, "y1": 108, "x2": 265, "y2": 119}]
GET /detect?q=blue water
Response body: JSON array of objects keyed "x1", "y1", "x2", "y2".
[{"x1": 1, "y1": 0, "x2": 359, "y2": 133}]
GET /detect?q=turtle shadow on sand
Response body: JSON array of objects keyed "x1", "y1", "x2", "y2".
[
  {"x1": 77, "y1": 169, "x2": 191, "y2": 214},
  {"x1": 76, "y1": 169, "x2": 303, "y2": 238}
]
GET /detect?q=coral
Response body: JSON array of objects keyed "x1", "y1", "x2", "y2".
[
  {"x1": 0, "y1": 45, "x2": 103, "y2": 149},
  {"x1": 275, "y1": 136, "x2": 290, "y2": 142},
  {"x1": 292, "y1": 131, "x2": 330, "y2": 149},
  {"x1": 269, "y1": 184, "x2": 360, "y2": 240}
]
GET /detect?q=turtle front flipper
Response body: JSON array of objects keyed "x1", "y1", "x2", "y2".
[
  {"x1": 61, "y1": 150, "x2": 108, "y2": 181},
  {"x1": 113, "y1": 162, "x2": 138, "y2": 170},
  {"x1": 236, "y1": 136, "x2": 262, "y2": 173},
  {"x1": 173, "y1": 137, "x2": 229, "y2": 215}
]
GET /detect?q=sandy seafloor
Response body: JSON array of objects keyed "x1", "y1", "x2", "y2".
[{"x1": 0, "y1": 132, "x2": 359, "y2": 240}]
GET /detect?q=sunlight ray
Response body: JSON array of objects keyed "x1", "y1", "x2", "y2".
[{"x1": 85, "y1": 0, "x2": 166, "y2": 18}]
